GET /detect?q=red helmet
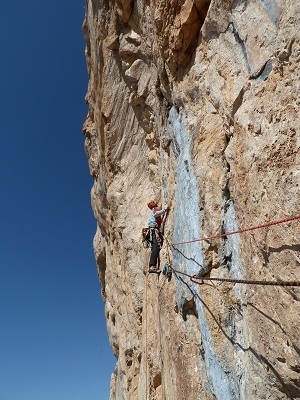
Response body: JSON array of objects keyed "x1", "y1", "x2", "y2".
[{"x1": 147, "y1": 200, "x2": 158, "y2": 209}]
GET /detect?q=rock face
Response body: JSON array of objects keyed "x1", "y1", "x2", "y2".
[{"x1": 82, "y1": 1, "x2": 300, "y2": 399}]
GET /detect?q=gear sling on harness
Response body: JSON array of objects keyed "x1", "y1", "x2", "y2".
[{"x1": 142, "y1": 227, "x2": 163, "y2": 270}]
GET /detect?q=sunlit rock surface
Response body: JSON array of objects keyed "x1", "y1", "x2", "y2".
[{"x1": 83, "y1": 1, "x2": 300, "y2": 398}]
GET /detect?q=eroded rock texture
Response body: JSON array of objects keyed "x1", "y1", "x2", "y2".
[{"x1": 82, "y1": 0, "x2": 300, "y2": 399}]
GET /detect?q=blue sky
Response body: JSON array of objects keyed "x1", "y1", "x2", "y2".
[{"x1": 0, "y1": 1, "x2": 115, "y2": 399}]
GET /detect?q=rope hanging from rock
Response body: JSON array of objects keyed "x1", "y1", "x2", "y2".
[
  {"x1": 159, "y1": 214, "x2": 300, "y2": 287},
  {"x1": 189, "y1": 275, "x2": 300, "y2": 287},
  {"x1": 168, "y1": 264, "x2": 300, "y2": 287},
  {"x1": 171, "y1": 214, "x2": 300, "y2": 246}
]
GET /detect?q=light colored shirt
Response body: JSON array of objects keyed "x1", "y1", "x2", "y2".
[{"x1": 148, "y1": 208, "x2": 165, "y2": 228}]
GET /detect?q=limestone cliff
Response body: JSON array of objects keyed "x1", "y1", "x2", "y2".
[{"x1": 82, "y1": 0, "x2": 300, "y2": 399}]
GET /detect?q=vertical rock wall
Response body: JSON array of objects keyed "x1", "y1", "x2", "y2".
[{"x1": 82, "y1": 0, "x2": 300, "y2": 398}]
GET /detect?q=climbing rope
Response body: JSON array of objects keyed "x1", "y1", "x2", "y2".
[
  {"x1": 163, "y1": 232, "x2": 300, "y2": 287},
  {"x1": 158, "y1": 214, "x2": 300, "y2": 286},
  {"x1": 166, "y1": 266, "x2": 300, "y2": 287},
  {"x1": 143, "y1": 212, "x2": 299, "y2": 398},
  {"x1": 157, "y1": 283, "x2": 165, "y2": 400},
  {"x1": 171, "y1": 214, "x2": 300, "y2": 246},
  {"x1": 144, "y1": 277, "x2": 148, "y2": 400},
  {"x1": 190, "y1": 275, "x2": 300, "y2": 287}
]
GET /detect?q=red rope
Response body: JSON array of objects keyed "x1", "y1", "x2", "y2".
[
  {"x1": 158, "y1": 215, "x2": 300, "y2": 286},
  {"x1": 172, "y1": 214, "x2": 300, "y2": 246}
]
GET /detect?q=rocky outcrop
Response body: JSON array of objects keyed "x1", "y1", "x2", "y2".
[{"x1": 83, "y1": 0, "x2": 300, "y2": 399}]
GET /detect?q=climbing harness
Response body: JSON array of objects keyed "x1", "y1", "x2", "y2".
[
  {"x1": 142, "y1": 227, "x2": 151, "y2": 248},
  {"x1": 143, "y1": 227, "x2": 164, "y2": 248}
]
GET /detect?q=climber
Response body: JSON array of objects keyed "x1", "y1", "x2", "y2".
[{"x1": 147, "y1": 200, "x2": 168, "y2": 273}]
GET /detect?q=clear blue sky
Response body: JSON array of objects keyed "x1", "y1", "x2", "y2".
[{"x1": 0, "y1": 1, "x2": 115, "y2": 399}]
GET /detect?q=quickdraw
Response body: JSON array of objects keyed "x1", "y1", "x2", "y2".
[{"x1": 162, "y1": 263, "x2": 172, "y2": 281}]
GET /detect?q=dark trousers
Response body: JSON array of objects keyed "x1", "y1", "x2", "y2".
[{"x1": 149, "y1": 231, "x2": 160, "y2": 267}]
